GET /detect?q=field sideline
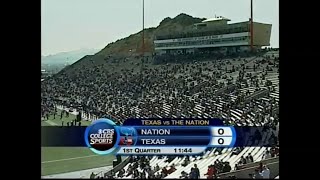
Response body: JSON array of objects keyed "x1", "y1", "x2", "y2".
[{"x1": 41, "y1": 109, "x2": 115, "y2": 176}]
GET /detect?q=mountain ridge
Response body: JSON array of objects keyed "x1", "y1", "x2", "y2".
[
  {"x1": 96, "y1": 13, "x2": 205, "y2": 56},
  {"x1": 42, "y1": 48, "x2": 99, "y2": 65},
  {"x1": 53, "y1": 13, "x2": 206, "y2": 75}
]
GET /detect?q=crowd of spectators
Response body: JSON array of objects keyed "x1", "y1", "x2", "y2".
[{"x1": 42, "y1": 51, "x2": 279, "y2": 127}]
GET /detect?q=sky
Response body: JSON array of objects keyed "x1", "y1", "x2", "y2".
[{"x1": 41, "y1": 0, "x2": 279, "y2": 56}]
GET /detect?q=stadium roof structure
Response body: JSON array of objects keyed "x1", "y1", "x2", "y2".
[{"x1": 201, "y1": 16, "x2": 231, "y2": 23}]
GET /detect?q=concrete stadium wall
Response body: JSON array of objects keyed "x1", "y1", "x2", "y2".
[
  {"x1": 215, "y1": 84, "x2": 236, "y2": 96},
  {"x1": 253, "y1": 23, "x2": 272, "y2": 47},
  {"x1": 245, "y1": 89, "x2": 269, "y2": 103},
  {"x1": 218, "y1": 157, "x2": 279, "y2": 179}
]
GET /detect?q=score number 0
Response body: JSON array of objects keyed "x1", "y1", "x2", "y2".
[
  {"x1": 210, "y1": 127, "x2": 233, "y2": 146},
  {"x1": 217, "y1": 128, "x2": 225, "y2": 144}
]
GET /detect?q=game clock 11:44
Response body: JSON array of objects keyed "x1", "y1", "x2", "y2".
[{"x1": 174, "y1": 148, "x2": 192, "y2": 153}]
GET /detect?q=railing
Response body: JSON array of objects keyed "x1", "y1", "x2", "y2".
[
  {"x1": 94, "y1": 171, "x2": 104, "y2": 178},
  {"x1": 245, "y1": 89, "x2": 270, "y2": 103},
  {"x1": 217, "y1": 157, "x2": 279, "y2": 179},
  {"x1": 155, "y1": 26, "x2": 249, "y2": 40},
  {"x1": 103, "y1": 156, "x2": 132, "y2": 178},
  {"x1": 56, "y1": 105, "x2": 100, "y2": 122},
  {"x1": 215, "y1": 84, "x2": 236, "y2": 96}
]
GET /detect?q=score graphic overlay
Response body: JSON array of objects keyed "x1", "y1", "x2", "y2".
[
  {"x1": 84, "y1": 118, "x2": 237, "y2": 156},
  {"x1": 119, "y1": 127, "x2": 136, "y2": 146},
  {"x1": 116, "y1": 126, "x2": 236, "y2": 155},
  {"x1": 209, "y1": 126, "x2": 235, "y2": 147},
  {"x1": 84, "y1": 119, "x2": 120, "y2": 155}
]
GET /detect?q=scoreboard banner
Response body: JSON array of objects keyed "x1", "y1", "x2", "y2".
[
  {"x1": 115, "y1": 125, "x2": 235, "y2": 155},
  {"x1": 41, "y1": 118, "x2": 276, "y2": 156},
  {"x1": 121, "y1": 118, "x2": 224, "y2": 126}
]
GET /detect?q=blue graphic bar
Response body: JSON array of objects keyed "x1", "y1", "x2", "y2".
[
  {"x1": 122, "y1": 118, "x2": 224, "y2": 126},
  {"x1": 42, "y1": 126, "x2": 277, "y2": 147},
  {"x1": 132, "y1": 126, "x2": 210, "y2": 136},
  {"x1": 116, "y1": 146, "x2": 207, "y2": 155},
  {"x1": 134, "y1": 136, "x2": 211, "y2": 146}
]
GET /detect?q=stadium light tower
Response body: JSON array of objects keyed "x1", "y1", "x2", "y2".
[
  {"x1": 142, "y1": 0, "x2": 145, "y2": 57},
  {"x1": 250, "y1": 0, "x2": 254, "y2": 52},
  {"x1": 141, "y1": 0, "x2": 145, "y2": 99}
]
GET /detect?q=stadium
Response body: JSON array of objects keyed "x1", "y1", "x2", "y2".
[
  {"x1": 41, "y1": 1, "x2": 279, "y2": 179},
  {"x1": 154, "y1": 16, "x2": 271, "y2": 55}
]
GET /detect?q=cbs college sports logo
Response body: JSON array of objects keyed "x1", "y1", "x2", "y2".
[{"x1": 84, "y1": 118, "x2": 120, "y2": 155}]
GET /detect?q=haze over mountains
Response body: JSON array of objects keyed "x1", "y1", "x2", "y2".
[{"x1": 41, "y1": 48, "x2": 99, "y2": 65}]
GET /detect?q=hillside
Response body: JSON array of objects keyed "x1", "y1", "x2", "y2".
[
  {"x1": 56, "y1": 13, "x2": 205, "y2": 75},
  {"x1": 96, "y1": 13, "x2": 204, "y2": 56}
]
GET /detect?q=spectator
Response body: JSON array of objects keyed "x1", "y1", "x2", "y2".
[
  {"x1": 222, "y1": 162, "x2": 231, "y2": 173},
  {"x1": 246, "y1": 156, "x2": 251, "y2": 164},
  {"x1": 148, "y1": 168, "x2": 155, "y2": 179},
  {"x1": 90, "y1": 172, "x2": 95, "y2": 179},
  {"x1": 263, "y1": 150, "x2": 271, "y2": 160},
  {"x1": 257, "y1": 162, "x2": 264, "y2": 172},
  {"x1": 60, "y1": 110, "x2": 63, "y2": 119},
  {"x1": 109, "y1": 170, "x2": 114, "y2": 179},
  {"x1": 133, "y1": 169, "x2": 139, "y2": 178},
  {"x1": 193, "y1": 164, "x2": 200, "y2": 179},
  {"x1": 46, "y1": 112, "x2": 49, "y2": 120},
  {"x1": 239, "y1": 156, "x2": 247, "y2": 165},
  {"x1": 117, "y1": 169, "x2": 125, "y2": 178},
  {"x1": 204, "y1": 165, "x2": 215, "y2": 179},
  {"x1": 167, "y1": 164, "x2": 176, "y2": 174},
  {"x1": 155, "y1": 172, "x2": 161, "y2": 179},
  {"x1": 154, "y1": 163, "x2": 160, "y2": 172},
  {"x1": 161, "y1": 167, "x2": 168, "y2": 176},
  {"x1": 234, "y1": 164, "x2": 240, "y2": 171},
  {"x1": 189, "y1": 168, "x2": 197, "y2": 179},
  {"x1": 259, "y1": 165, "x2": 270, "y2": 179},
  {"x1": 180, "y1": 171, "x2": 188, "y2": 179},
  {"x1": 271, "y1": 146, "x2": 279, "y2": 157},
  {"x1": 248, "y1": 153, "x2": 254, "y2": 163},
  {"x1": 254, "y1": 169, "x2": 263, "y2": 179},
  {"x1": 182, "y1": 158, "x2": 189, "y2": 167},
  {"x1": 231, "y1": 148, "x2": 241, "y2": 156}
]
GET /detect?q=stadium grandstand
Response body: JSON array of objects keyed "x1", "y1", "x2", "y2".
[
  {"x1": 41, "y1": 45, "x2": 279, "y2": 178},
  {"x1": 41, "y1": 2, "x2": 278, "y2": 178},
  {"x1": 154, "y1": 16, "x2": 271, "y2": 56}
]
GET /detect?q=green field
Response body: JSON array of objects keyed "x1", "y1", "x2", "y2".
[{"x1": 41, "y1": 109, "x2": 115, "y2": 176}]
